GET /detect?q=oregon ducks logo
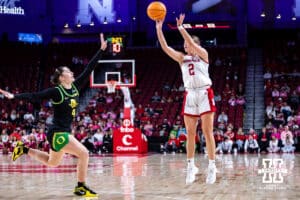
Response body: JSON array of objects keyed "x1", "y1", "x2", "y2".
[
  {"x1": 69, "y1": 99, "x2": 78, "y2": 117},
  {"x1": 56, "y1": 136, "x2": 66, "y2": 145},
  {"x1": 69, "y1": 99, "x2": 78, "y2": 108}
]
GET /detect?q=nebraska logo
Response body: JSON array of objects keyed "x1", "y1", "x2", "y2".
[
  {"x1": 258, "y1": 159, "x2": 288, "y2": 183},
  {"x1": 76, "y1": 0, "x2": 115, "y2": 24}
]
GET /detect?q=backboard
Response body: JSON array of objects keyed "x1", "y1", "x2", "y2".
[{"x1": 90, "y1": 59, "x2": 136, "y2": 89}]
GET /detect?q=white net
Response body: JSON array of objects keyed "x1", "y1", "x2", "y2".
[{"x1": 106, "y1": 81, "x2": 117, "y2": 93}]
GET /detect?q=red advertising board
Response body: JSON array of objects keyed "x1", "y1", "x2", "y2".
[{"x1": 113, "y1": 119, "x2": 148, "y2": 154}]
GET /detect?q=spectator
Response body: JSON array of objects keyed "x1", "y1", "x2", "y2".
[
  {"x1": 216, "y1": 136, "x2": 233, "y2": 154},
  {"x1": 97, "y1": 93, "x2": 106, "y2": 104},
  {"x1": 236, "y1": 96, "x2": 246, "y2": 105},
  {"x1": 236, "y1": 83, "x2": 245, "y2": 97},
  {"x1": 271, "y1": 127, "x2": 281, "y2": 140},
  {"x1": 23, "y1": 111, "x2": 35, "y2": 122},
  {"x1": 144, "y1": 104, "x2": 154, "y2": 116},
  {"x1": 248, "y1": 128, "x2": 258, "y2": 140},
  {"x1": 228, "y1": 95, "x2": 236, "y2": 106},
  {"x1": 45, "y1": 111, "x2": 53, "y2": 126},
  {"x1": 174, "y1": 115, "x2": 183, "y2": 127},
  {"x1": 265, "y1": 102, "x2": 275, "y2": 117},
  {"x1": 162, "y1": 134, "x2": 179, "y2": 154},
  {"x1": 281, "y1": 134, "x2": 295, "y2": 153},
  {"x1": 273, "y1": 112, "x2": 285, "y2": 127},
  {"x1": 263, "y1": 69, "x2": 272, "y2": 79},
  {"x1": 10, "y1": 128, "x2": 22, "y2": 141},
  {"x1": 272, "y1": 88, "x2": 280, "y2": 99},
  {"x1": 9, "y1": 109, "x2": 17, "y2": 122},
  {"x1": 280, "y1": 126, "x2": 293, "y2": 142},
  {"x1": 102, "y1": 129, "x2": 113, "y2": 153},
  {"x1": 214, "y1": 92, "x2": 222, "y2": 102},
  {"x1": 222, "y1": 84, "x2": 232, "y2": 100},
  {"x1": 214, "y1": 129, "x2": 224, "y2": 153},
  {"x1": 235, "y1": 127, "x2": 246, "y2": 152},
  {"x1": 163, "y1": 81, "x2": 171, "y2": 91},
  {"x1": 1, "y1": 129, "x2": 9, "y2": 154},
  {"x1": 281, "y1": 83, "x2": 291, "y2": 94},
  {"x1": 106, "y1": 95, "x2": 113, "y2": 104},
  {"x1": 159, "y1": 127, "x2": 167, "y2": 137},
  {"x1": 93, "y1": 128, "x2": 103, "y2": 153},
  {"x1": 75, "y1": 127, "x2": 87, "y2": 142},
  {"x1": 177, "y1": 128, "x2": 187, "y2": 153},
  {"x1": 151, "y1": 91, "x2": 161, "y2": 102},
  {"x1": 258, "y1": 127, "x2": 270, "y2": 153},
  {"x1": 244, "y1": 135, "x2": 259, "y2": 153},
  {"x1": 143, "y1": 120, "x2": 154, "y2": 136},
  {"x1": 267, "y1": 135, "x2": 280, "y2": 153},
  {"x1": 135, "y1": 104, "x2": 144, "y2": 117},
  {"x1": 37, "y1": 128, "x2": 47, "y2": 151},
  {"x1": 81, "y1": 132, "x2": 95, "y2": 153},
  {"x1": 224, "y1": 127, "x2": 235, "y2": 142},
  {"x1": 217, "y1": 111, "x2": 228, "y2": 125},
  {"x1": 266, "y1": 121, "x2": 275, "y2": 130},
  {"x1": 161, "y1": 118, "x2": 171, "y2": 132},
  {"x1": 280, "y1": 102, "x2": 292, "y2": 121}
]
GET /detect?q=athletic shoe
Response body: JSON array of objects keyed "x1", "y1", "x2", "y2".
[
  {"x1": 12, "y1": 141, "x2": 24, "y2": 161},
  {"x1": 206, "y1": 165, "x2": 217, "y2": 184},
  {"x1": 186, "y1": 166, "x2": 199, "y2": 184},
  {"x1": 73, "y1": 184, "x2": 98, "y2": 197}
]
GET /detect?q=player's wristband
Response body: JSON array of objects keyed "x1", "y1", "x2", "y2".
[{"x1": 178, "y1": 25, "x2": 184, "y2": 30}]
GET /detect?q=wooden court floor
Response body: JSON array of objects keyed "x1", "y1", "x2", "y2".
[{"x1": 0, "y1": 152, "x2": 299, "y2": 200}]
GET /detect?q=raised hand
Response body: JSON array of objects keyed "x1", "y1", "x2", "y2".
[
  {"x1": 156, "y1": 19, "x2": 164, "y2": 30},
  {"x1": 0, "y1": 88, "x2": 14, "y2": 99},
  {"x1": 176, "y1": 13, "x2": 185, "y2": 26},
  {"x1": 100, "y1": 33, "x2": 107, "y2": 51}
]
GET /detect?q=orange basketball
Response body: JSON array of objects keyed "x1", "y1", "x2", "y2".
[{"x1": 147, "y1": 1, "x2": 167, "y2": 21}]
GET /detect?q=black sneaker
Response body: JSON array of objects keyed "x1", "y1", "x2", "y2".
[
  {"x1": 73, "y1": 184, "x2": 98, "y2": 197},
  {"x1": 12, "y1": 141, "x2": 24, "y2": 161}
]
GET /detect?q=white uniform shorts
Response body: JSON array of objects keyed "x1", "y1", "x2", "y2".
[{"x1": 181, "y1": 87, "x2": 216, "y2": 117}]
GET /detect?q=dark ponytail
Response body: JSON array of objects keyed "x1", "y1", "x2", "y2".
[{"x1": 50, "y1": 66, "x2": 64, "y2": 85}]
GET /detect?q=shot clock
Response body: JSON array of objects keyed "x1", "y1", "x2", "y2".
[{"x1": 107, "y1": 36, "x2": 124, "y2": 55}]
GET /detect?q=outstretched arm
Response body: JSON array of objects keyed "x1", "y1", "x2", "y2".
[
  {"x1": 0, "y1": 87, "x2": 60, "y2": 102},
  {"x1": 155, "y1": 19, "x2": 184, "y2": 64},
  {"x1": 176, "y1": 14, "x2": 208, "y2": 63},
  {"x1": 74, "y1": 33, "x2": 107, "y2": 89}
]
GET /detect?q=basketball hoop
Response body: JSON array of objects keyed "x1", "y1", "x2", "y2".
[{"x1": 106, "y1": 80, "x2": 117, "y2": 93}]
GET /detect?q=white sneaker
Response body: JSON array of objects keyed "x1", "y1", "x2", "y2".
[
  {"x1": 193, "y1": 166, "x2": 199, "y2": 174},
  {"x1": 206, "y1": 165, "x2": 217, "y2": 184},
  {"x1": 186, "y1": 166, "x2": 199, "y2": 184}
]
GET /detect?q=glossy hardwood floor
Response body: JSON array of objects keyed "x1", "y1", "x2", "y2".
[{"x1": 0, "y1": 152, "x2": 299, "y2": 200}]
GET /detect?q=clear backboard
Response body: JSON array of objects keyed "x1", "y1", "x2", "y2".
[{"x1": 90, "y1": 59, "x2": 136, "y2": 89}]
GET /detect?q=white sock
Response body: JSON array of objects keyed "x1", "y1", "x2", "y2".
[
  {"x1": 187, "y1": 158, "x2": 195, "y2": 168},
  {"x1": 208, "y1": 159, "x2": 215, "y2": 167}
]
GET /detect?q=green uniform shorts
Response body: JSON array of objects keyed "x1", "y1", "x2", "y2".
[{"x1": 51, "y1": 132, "x2": 69, "y2": 152}]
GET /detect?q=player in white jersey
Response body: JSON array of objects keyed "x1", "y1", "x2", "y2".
[{"x1": 156, "y1": 14, "x2": 217, "y2": 185}]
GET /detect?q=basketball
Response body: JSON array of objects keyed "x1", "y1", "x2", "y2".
[{"x1": 147, "y1": 1, "x2": 167, "y2": 21}]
